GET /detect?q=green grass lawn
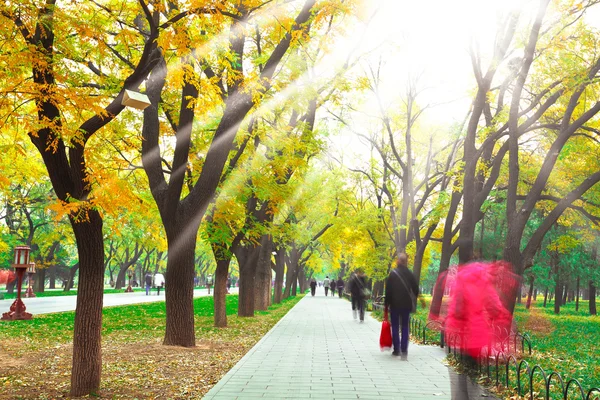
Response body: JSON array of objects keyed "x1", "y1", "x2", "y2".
[
  {"x1": 512, "y1": 299, "x2": 600, "y2": 398},
  {"x1": 0, "y1": 287, "x2": 147, "y2": 300}
]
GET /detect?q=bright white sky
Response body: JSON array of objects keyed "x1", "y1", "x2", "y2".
[
  {"x1": 344, "y1": 0, "x2": 534, "y2": 122},
  {"x1": 313, "y1": 0, "x2": 600, "y2": 165},
  {"x1": 318, "y1": 0, "x2": 538, "y2": 162}
]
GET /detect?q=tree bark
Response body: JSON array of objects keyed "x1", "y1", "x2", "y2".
[
  {"x1": 48, "y1": 264, "x2": 56, "y2": 289},
  {"x1": 273, "y1": 246, "x2": 285, "y2": 304},
  {"x1": 283, "y1": 247, "x2": 299, "y2": 299},
  {"x1": 554, "y1": 266, "x2": 561, "y2": 314},
  {"x1": 589, "y1": 280, "x2": 597, "y2": 315},
  {"x1": 576, "y1": 276, "x2": 580, "y2": 311},
  {"x1": 163, "y1": 230, "x2": 197, "y2": 347},
  {"x1": 114, "y1": 244, "x2": 143, "y2": 290},
  {"x1": 66, "y1": 263, "x2": 79, "y2": 291},
  {"x1": 298, "y1": 266, "x2": 308, "y2": 294},
  {"x1": 526, "y1": 276, "x2": 534, "y2": 309},
  {"x1": 236, "y1": 244, "x2": 260, "y2": 317},
  {"x1": 430, "y1": 190, "x2": 461, "y2": 316},
  {"x1": 36, "y1": 268, "x2": 45, "y2": 293},
  {"x1": 254, "y1": 235, "x2": 272, "y2": 311},
  {"x1": 69, "y1": 211, "x2": 105, "y2": 397},
  {"x1": 214, "y1": 257, "x2": 231, "y2": 327}
]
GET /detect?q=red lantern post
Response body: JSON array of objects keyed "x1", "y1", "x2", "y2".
[{"x1": 1, "y1": 246, "x2": 33, "y2": 321}]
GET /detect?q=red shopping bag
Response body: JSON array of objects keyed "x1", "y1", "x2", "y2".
[{"x1": 380, "y1": 308, "x2": 392, "y2": 350}]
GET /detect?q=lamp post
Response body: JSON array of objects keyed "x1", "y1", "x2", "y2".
[
  {"x1": 2, "y1": 246, "x2": 33, "y2": 320},
  {"x1": 25, "y1": 262, "x2": 36, "y2": 298}
]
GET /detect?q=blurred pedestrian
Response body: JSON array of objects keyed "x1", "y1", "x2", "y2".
[
  {"x1": 154, "y1": 272, "x2": 165, "y2": 296},
  {"x1": 349, "y1": 269, "x2": 367, "y2": 321},
  {"x1": 385, "y1": 253, "x2": 419, "y2": 359},
  {"x1": 310, "y1": 278, "x2": 317, "y2": 296},
  {"x1": 329, "y1": 279, "x2": 336, "y2": 297},
  {"x1": 336, "y1": 278, "x2": 344, "y2": 297},
  {"x1": 323, "y1": 276, "x2": 331, "y2": 296},
  {"x1": 227, "y1": 275, "x2": 232, "y2": 294},
  {"x1": 144, "y1": 272, "x2": 152, "y2": 295}
]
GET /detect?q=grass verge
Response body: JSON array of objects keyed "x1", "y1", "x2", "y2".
[
  {"x1": 0, "y1": 294, "x2": 302, "y2": 399},
  {"x1": 0, "y1": 288, "x2": 147, "y2": 300}
]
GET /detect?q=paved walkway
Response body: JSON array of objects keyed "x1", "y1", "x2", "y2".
[
  {"x1": 204, "y1": 289, "x2": 494, "y2": 400},
  {"x1": 0, "y1": 288, "x2": 237, "y2": 315}
]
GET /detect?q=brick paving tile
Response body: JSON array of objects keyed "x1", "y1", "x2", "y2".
[{"x1": 203, "y1": 290, "x2": 496, "y2": 400}]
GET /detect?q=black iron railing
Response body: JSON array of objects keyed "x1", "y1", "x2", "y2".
[{"x1": 444, "y1": 334, "x2": 599, "y2": 400}]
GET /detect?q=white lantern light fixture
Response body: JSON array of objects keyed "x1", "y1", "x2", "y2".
[{"x1": 121, "y1": 89, "x2": 151, "y2": 110}]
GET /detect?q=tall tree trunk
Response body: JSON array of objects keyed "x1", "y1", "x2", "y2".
[
  {"x1": 36, "y1": 268, "x2": 46, "y2": 293},
  {"x1": 6, "y1": 279, "x2": 16, "y2": 294},
  {"x1": 273, "y1": 247, "x2": 285, "y2": 304},
  {"x1": 575, "y1": 276, "x2": 580, "y2": 311},
  {"x1": 430, "y1": 191, "x2": 462, "y2": 317},
  {"x1": 236, "y1": 245, "x2": 260, "y2": 317},
  {"x1": 297, "y1": 266, "x2": 307, "y2": 293},
  {"x1": 589, "y1": 280, "x2": 597, "y2": 316},
  {"x1": 413, "y1": 224, "x2": 436, "y2": 286},
  {"x1": 163, "y1": 231, "x2": 197, "y2": 347},
  {"x1": 214, "y1": 257, "x2": 231, "y2": 327},
  {"x1": 48, "y1": 264, "x2": 56, "y2": 289},
  {"x1": 114, "y1": 266, "x2": 129, "y2": 290},
  {"x1": 554, "y1": 267, "x2": 561, "y2": 315},
  {"x1": 283, "y1": 248, "x2": 299, "y2": 299},
  {"x1": 254, "y1": 235, "x2": 272, "y2": 311},
  {"x1": 69, "y1": 212, "x2": 105, "y2": 397},
  {"x1": 373, "y1": 280, "x2": 384, "y2": 299},
  {"x1": 562, "y1": 283, "x2": 569, "y2": 305},
  {"x1": 526, "y1": 276, "x2": 534, "y2": 309},
  {"x1": 66, "y1": 263, "x2": 79, "y2": 291},
  {"x1": 543, "y1": 287, "x2": 548, "y2": 307}
]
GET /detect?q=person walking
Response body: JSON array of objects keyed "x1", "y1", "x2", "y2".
[
  {"x1": 385, "y1": 253, "x2": 419, "y2": 359},
  {"x1": 336, "y1": 277, "x2": 344, "y2": 297},
  {"x1": 310, "y1": 278, "x2": 317, "y2": 296},
  {"x1": 144, "y1": 272, "x2": 152, "y2": 296},
  {"x1": 329, "y1": 279, "x2": 336, "y2": 297},
  {"x1": 227, "y1": 276, "x2": 232, "y2": 294},
  {"x1": 154, "y1": 272, "x2": 165, "y2": 296},
  {"x1": 349, "y1": 269, "x2": 367, "y2": 321},
  {"x1": 323, "y1": 276, "x2": 331, "y2": 296}
]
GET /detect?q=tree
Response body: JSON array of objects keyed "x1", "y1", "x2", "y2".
[
  {"x1": 0, "y1": 0, "x2": 164, "y2": 394},
  {"x1": 140, "y1": 0, "x2": 325, "y2": 345}
]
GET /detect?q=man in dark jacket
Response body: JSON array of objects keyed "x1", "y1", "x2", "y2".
[
  {"x1": 385, "y1": 253, "x2": 419, "y2": 359},
  {"x1": 144, "y1": 272, "x2": 152, "y2": 296},
  {"x1": 349, "y1": 270, "x2": 367, "y2": 321},
  {"x1": 336, "y1": 278, "x2": 344, "y2": 297}
]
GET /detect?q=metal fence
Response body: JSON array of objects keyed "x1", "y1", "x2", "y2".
[{"x1": 442, "y1": 328, "x2": 600, "y2": 400}]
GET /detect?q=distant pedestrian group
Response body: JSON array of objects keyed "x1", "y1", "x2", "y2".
[{"x1": 312, "y1": 276, "x2": 345, "y2": 298}]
